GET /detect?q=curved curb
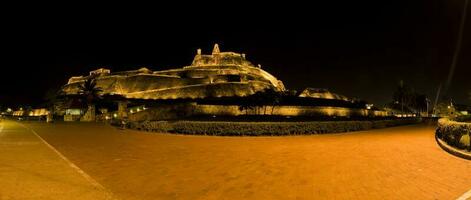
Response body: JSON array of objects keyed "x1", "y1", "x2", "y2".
[
  {"x1": 435, "y1": 134, "x2": 471, "y2": 161},
  {"x1": 456, "y1": 189, "x2": 471, "y2": 200}
]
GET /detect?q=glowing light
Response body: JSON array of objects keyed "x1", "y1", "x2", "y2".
[
  {"x1": 366, "y1": 104, "x2": 374, "y2": 110},
  {"x1": 113, "y1": 113, "x2": 118, "y2": 118},
  {"x1": 66, "y1": 109, "x2": 81, "y2": 115}
]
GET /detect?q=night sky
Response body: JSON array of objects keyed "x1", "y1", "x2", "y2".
[{"x1": 2, "y1": 1, "x2": 470, "y2": 108}]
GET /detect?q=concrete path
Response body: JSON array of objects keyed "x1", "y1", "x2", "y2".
[{"x1": 0, "y1": 120, "x2": 115, "y2": 200}]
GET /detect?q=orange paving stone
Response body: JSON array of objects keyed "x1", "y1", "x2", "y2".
[{"x1": 19, "y1": 122, "x2": 471, "y2": 200}]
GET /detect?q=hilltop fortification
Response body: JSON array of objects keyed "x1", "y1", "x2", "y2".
[{"x1": 62, "y1": 44, "x2": 285, "y2": 99}]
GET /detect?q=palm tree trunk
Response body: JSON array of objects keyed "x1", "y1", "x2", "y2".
[{"x1": 88, "y1": 104, "x2": 96, "y2": 121}]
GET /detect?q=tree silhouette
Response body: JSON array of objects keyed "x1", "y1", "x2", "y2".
[
  {"x1": 43, "y1": 88, "x2": 65, "y2": 115},
  {"x1": 393, "y1": 81, "x2": 412, "y2": 113},
  {"x1": 262, "y1": 88, "x2": 283, "y2": 115},
  {"x1": 78, "y1": 78, "x2": 103, "y2": 105},
  {"x1": 238, "y1": 88, "x2": 284, "y2": 115},
  {"x1": 78, "y1": 78, "x2": 102, "y2": 121}
]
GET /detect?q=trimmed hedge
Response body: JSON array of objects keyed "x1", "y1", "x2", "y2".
[
  {"x1": 129, "y1": 121, "x2": 173, "y2": 132},
  {"x1": 436, "y1": 118, "x2": 471, "y2": 151},
  {"x1": 130, "y1": 119, "x2": 420, "y2": 136},
  {"x1": 455, "y1": 115, "x2": 471, "y2": 123}
]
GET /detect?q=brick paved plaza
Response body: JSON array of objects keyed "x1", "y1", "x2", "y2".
[{"x1": 1, "y1": 120, "x2": 470, "y2": 199}]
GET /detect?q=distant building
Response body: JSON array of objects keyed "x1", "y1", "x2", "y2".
[
  {"x1": 89, "y1": 68, "x2": 111, "y2": 76},
  {"x1": 12, "y1": 108, "x2": 49, "y2": 117},
  {"x1": 434, "y1": 101, "x2": 456, "y2": 118},
  {"x1": 298, "y1": 88, "x2": 350, "y2": 101}
]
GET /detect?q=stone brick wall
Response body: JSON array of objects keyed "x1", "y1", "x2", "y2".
[
  {"x1": 128, "y1": 104, "x2": 388, "y2": 122},
  {"x1": 193, "y1": 105, "x2": 388, "y2": 117}
]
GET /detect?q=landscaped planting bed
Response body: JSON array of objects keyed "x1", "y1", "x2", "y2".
[
  {"x1": 436, "y1": 118, "x2": 471, "y2": 152},
  {"x1": 129, "y1": 118, "x2": 421, "y2": 136}
]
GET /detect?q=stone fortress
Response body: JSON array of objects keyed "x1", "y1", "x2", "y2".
[
  {"x1": 62, "y1": 44, "x2": 286, "y2": 100},
  {"x1": 60, "y1": 44, "x2": 385, "y2": 121}
]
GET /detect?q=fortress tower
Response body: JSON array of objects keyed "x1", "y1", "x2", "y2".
[{"x1": 192, "y1": 44, "x2": 253, "y2": 67}]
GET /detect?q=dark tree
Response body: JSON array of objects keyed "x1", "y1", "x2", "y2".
[
  {"x1": 263, "y1": 88, "x2": 283, "y2": 115},
  {"x1": 414, "y1": 94, "x2": 429, "y2": 114},
  {"x1": 78, "y1": 78, "x2": 103, "y2": 121},
  {"x1": 78, "y1": 78, "x2": 103, "y2": 105},
  {"x1": 238, "y1": 100, "x2": 254, "y2": 115},
  {"x1": 43, "y1": 88, "x2": 65, "y2": 115},
  {"x1": 238, "y1": 88, "x2": 284, "y2": 115},
  {"x1": 392, "y1": 81, "x2": 414, "y2": 113}
]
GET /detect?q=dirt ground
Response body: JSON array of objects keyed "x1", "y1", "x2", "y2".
[{"x1": 21, "y1": 122, "x2": 471, "y2": 200}]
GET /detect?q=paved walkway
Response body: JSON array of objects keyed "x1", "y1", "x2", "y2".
[
  {"x1": 2, "y1": 120, "x2": 470, "y2": 199},
  {"x1": 23, "y1": 122, "x2": 471, "y2": 200},
  {"x1": 0, "y1": 120, "x2": 115, "y2": 200}
]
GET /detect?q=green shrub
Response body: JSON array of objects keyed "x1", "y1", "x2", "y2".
[
  {"x1": 171, "y1": 121, "x2": 374, "y2": 136},
  {"x1": 437, "y1": 118, "x2": 471, "y2": 151},
  {"x1": 455, "y1": 115, "x2": 471, "y2": 122},
  {"x1": 141, "y1": 121, "x2": 173, "y2": 133},
  {"x1": 131, "y1": 119, "x2": 420, "y2": 136},
  {"x1": 460, "y1": 134, "x2": 470, "y2": 148}
]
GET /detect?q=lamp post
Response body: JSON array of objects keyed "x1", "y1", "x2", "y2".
[{"x1": 426, "y1": 98, "x2": 430, "y2": 117}]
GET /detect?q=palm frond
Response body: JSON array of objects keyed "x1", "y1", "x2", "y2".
[{"x1": 78, "y1": 78, "x2": 103, "y2": 104}]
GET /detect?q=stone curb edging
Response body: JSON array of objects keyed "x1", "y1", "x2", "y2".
[
  {"x1": 456, "y1": 189, "x2": 471, "y2": 200},
  {"x1": 435, "y1": 133, "x2": 471, "y2": 161},
  {"x1": 434, "y1": 132, "x2": 471, "y2": 200}
]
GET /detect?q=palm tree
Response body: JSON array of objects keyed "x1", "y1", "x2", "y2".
[
  {"x1": 78, "y1": 78, "x2": 102, "y2": 121},
  {"x1": 43, "y1": 88, "x2": 66, "y2": 121},
  {"x1": 393, "y1": 80, "x2": 413, "y2": 113}
]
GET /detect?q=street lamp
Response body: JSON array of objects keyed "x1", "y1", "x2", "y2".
[
  {"x1": 425, "y1": 98, "x2": 430, "y2": 117},
  {"x1": 366, "y1": 104, "x2": 373, "y2": 110}
]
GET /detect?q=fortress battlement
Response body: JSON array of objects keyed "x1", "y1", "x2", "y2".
[{"x1": 63, "y1": 44, "x2": 285, "y2": 100}]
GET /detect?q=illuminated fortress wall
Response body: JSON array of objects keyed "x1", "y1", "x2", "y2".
[
  {"x1": 193, "y1": 105, "x2": 388, "y2": 117},
  {"x1": 62, "y1": 44, "x2": 285, "y2": 100},
  {"x1": 127, "y1": 104, "x2": 388, "y2": 121},
  {"x1": 299, "y1": 88, "x2": 350, "y2": 101}
]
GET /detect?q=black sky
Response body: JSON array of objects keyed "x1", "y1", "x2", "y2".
[{"x1": 1, "y1": 1, "x2": 470, "y2": 108}]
